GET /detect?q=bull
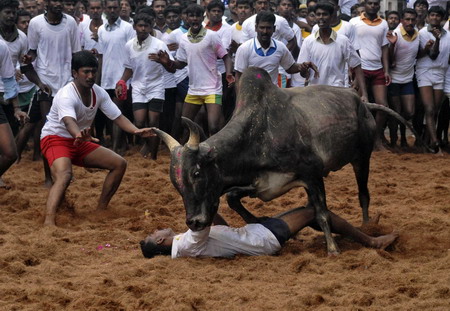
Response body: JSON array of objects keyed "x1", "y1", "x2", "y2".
[{"x1": 153, "y1": 67, "x2": 405, "y2": 255}]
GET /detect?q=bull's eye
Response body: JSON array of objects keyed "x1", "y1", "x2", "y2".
[{"x1": 193, "y1": 171, "x2": 200, "y2": 177}]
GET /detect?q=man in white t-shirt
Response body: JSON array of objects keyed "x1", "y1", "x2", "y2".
[
  {"x1": 298, "y1": 3, "x2": 368, "y2": 102},
  {"x1": 350, "y1": 0, "x2": 390, "y2": 150},
  {"x1": 115, "y1": 13, "x2": 173, "y2": 160},
  {"x1": 386, "y1": 9, "x2": 420, "y2": 148},
  {"x1": 229, "y1": 0, "x2": 253, "y2": 55},
  {"x1": 40, "y1": 51, "x2": 154, "y2": 226},
  {"x1": 234, "y1": 11, "x2": 317, "y2": 95},
  {"x1": 140, "y1": 205, "x2": 399, "y2": 259},
  {"x1": 97, "y1": 0, "x2": 134, "y2": 153},
  {"x1": 0, "y1": 39, "x2": 27, "y2": 189},
  {"x1": 415, "y1": 6, "x2": 450, "y2": 153},
  {"x1": 153, "y1": 4, "x2": 234, "y2": 137}
]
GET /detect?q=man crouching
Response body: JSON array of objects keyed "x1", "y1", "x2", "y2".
[{"x1": 40, "y1": 50, "x2": 154, "y2": 226}]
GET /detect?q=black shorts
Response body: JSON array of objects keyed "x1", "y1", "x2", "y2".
[
  {"x1": 133, "y1": 98, "x2": 164, "y2": 113},
  {"x1": 36, "y1": 89, "x2": 53, "y2": 103},
  {"x1": 28, "y1": 94, "x2": 42, "y2": 123},
  {"x1": 176, "y1": 76, "x2": 189, "y2": 103},
  {"x1": 261, "y1": 218, "x2": 291, "y2": 246},
  {"x1": 0, "y1": 104, "x2": 8, "y2": 124}
]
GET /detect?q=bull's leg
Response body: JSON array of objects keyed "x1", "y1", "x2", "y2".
[
  {"x1": 351, "y1": 156, "x2": 371, "y2": 223},
  {"x1": 226, "y1": 187, "x2": 264, "y2": 224},
  {"x1": 306, "y1": 179, "x2": 340, "y2": 255}
]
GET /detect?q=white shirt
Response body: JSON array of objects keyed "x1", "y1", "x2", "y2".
[
  {"x1": 204, "y1": 22, "x2": 231, "y2": 74},
  {"x1": 160, "y1": 31, "x2": 178, "y2": 89},
  {"x1": 350, "y1": 15, "x2": 389, "y2": 71},
  {"x1": 0, "y1": 40, "x2": 15, "y2": 79},
  {"x1": 79, "y1": 20, "x2": 101, "y2": 51},
  {"x1": 0, "y1": 30, "x2": 28, "y2": 92},
  {"x1": 416, "y1": 27, "x2": 450, "y2": 73},
  {"x1": 390, "y1": 27, "x2": 420, "y2": 84},
  {"x1": 231, "y1": 21, "x2": 244, "y2": 45},
  {"x1": 171, "y1": 225, "x2": 281, "y2": 258},
  {"x1": 297, "y1": 31, "x2": 361, "y2": 87},
  {"x1": 241, "y1": 14, "x2": 295, "y2": 44},
  {"x1": 41, "y1": 83, "x2": 121, "y2": 139},
  {"x1": 427, "y1": 0, "x2": 448, "y2": 8},
  {"x1": 166, "y1": 27, "x2": 189, "y2": 84},
  {"x1": 235, "y1": 38, "x2": 295, "y2": 85},
  {"x1": 98, "y1": 18, "x2": 135, "y2": 89},
  {"x1": 339, "y1": 0, "x2": 358, "y2": 16},
  {"x1": 28, "y1": 14, "x2": 81, "y2": 95},
  {"x1": 312, "y1": 20, "x2": 359, "y2": 50},
  {"x1": 124, "y1": 36, "x2": 172, "y2": 103},
  {"x1": 176, "y1": 29, "x2": 228, "y2": 96}
]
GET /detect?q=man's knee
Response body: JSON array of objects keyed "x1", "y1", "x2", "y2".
[
  {"x1": 3, "y1": 148, "x2": 18, "y2": 165},
  {"x1": 53, "y1": 169, "x2": 72, "y2": 186},
  {"x1": 114, "y1": 157, "x2": 127, "y2": 172}
]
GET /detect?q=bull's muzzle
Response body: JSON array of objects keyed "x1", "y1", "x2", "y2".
[{"x1": 186, "y1": 215, "x2": 210, "y2": 231}]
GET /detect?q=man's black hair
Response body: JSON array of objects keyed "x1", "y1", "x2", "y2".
[
  {"x1": 255, "y1": 10, "x2": 275, "y2": 25},
  {"x1": 151, "y1": 0, "x2": 167, "y2": 7},
  {"x1": 134, "y1": 12, "x2": 154, "y2": 25},
  {"x1": 0, "y1": 0, "x2": 19, "y2": 11},
  {"x1": 276, "y1": 0, "x2": 298, "y2": 8},
  {"x1": 16, "y1": 8, "x2": 31, "y2": 22},
  {"x1": 236, "y1": 0, "x2": 253, "y2": 7},
  {"x1": 71, "y1": 50, "x2": 98, "y2": 71},
  {"x1": 307, "y1": 4, "x2": 315, "y2": 13},
  {"x1": 314, "y1": 2, "x2": 333, "y2": 15},
  {"x1": 140, "y1": 240, "x2": 171, "y2": 258},
  {"x1": 136, "y1": 6, "x2": 156, "y2": 18},
  {"x1": 386, "y1": 10, "x2": 399, "y2": 18},
  {"x1": 185, "y1": 3, "x2": 204, "y2": 16},
  {"x1": 163, "y1": 5, "x2": 181, "y2": 17},
  {"x1": 428, "y1": 5, "x2": 445, "y2": 17},
  {"x1": 102, "y1": 0, "x2": 120, "y2": 7},
  {"x1": 207, "y1": 0, "x2": 224, "y2": 12},
  {"x1": 402, "y1": 7, "x2": 417, "y2": 18},
  {"x1": 306, "y1": 0, "x2": 316, "y2": 6},
  {"x1": 413, "y1": 0, "x2": 428, "y2": 9}
]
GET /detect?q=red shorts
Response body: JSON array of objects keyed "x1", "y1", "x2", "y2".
[
  {"x1": 363, "y1": 68, "x2": 386, "y2": 86},
  {"x1": 40, "y1": 135, "x2": 100, "y2": 167}
]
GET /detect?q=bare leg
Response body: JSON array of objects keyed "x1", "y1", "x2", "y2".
[
  {"x1": 372, "y1": 85, "x2": 389, "y2": 150},
  {"x1": 277, "y1": 206, "x2": 398, "y2": 250},
  {"x1": 133, "y1": 108, "x2": 149, "y2": 157},
  {"x1": 112, "y1": 97, "x2": 127, "y2": 154},
  {"x1": 0, "y1": 123, "x2": 18, "y2": 188},
  {"x1": 205, "y1": 103, "x2": 224, "y2": 135},
  {"x1": 15, "y1": 122, "x2": 36, "y2": 162},
  {"x1": 45, "y1": 157, "x2": 73, "y2": 226},
  {"x1": 39, "y1": 100, "x2": 54, "y2": 185},
  {"x1": 388, "y1": 95, "x2": 401, "y2": 147},
  {"x1": 147, "y1": 110, "x2": 160, "y2": 160},
  {"x1": 419, "y1": 86, "x2": 441, "y2": 151},
  {"x1": 181, "y1": 102, "x2": 202, "y2": 144},
  {"x1": 400, "y1": 94, "x2": 415, "y2": 147},
  {"x1": 82, "y1": 146, "x2": 127, "y2": 210}
]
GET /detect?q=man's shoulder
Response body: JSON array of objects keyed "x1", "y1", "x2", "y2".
[
  {"x1": 29, "y1": 14, "x2": 45, "y2": 26},
  {"x1": 242, "y1": 14, "x2": 256, "y2": 27},
  {"x1": 349, "y1": 16, "x2": 361, "y2": 25}
]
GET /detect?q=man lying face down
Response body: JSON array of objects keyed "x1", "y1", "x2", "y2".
[{"x1": 140, "y1": 205, "x2": 399, "y2": 258}]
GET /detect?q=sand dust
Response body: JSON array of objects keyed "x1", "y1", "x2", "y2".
[{"x1": 1, "y1": 147, "x2": 449, "y2": 310}]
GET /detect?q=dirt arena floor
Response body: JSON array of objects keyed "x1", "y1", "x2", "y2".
[{"x1": 1, "y1": 145, "x2": 449, "y2": 310}]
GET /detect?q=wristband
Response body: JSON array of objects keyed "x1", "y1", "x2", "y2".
[{"x1": 116, "y1": 80, "x2": 128, "y2": 100}]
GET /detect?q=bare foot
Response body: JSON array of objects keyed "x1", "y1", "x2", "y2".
[
  {"x1": 0, "y1": 178, "x2": 11, "y2": 190},
  {"x1": 371, "y1": 230, "x2": 399, "y2": 250},
  {"x1": 43, "y1": 214, "x2": 56, "y2": 226}
]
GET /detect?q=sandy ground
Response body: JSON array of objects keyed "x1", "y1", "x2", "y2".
[{"x1": 1, "y1": 146, "x2": 450, "y2": 311}]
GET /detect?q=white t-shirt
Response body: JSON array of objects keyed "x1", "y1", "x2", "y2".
[
  {"x1": 79, "y1": 20, "x2": 101, "y2": 51},
  {"x1": 444, "y1": 65, "x2": 450, "y2": 93},
  {"x1": 350, "y1": 16, "x2": 389, "y2": 71},
  {"x1": 234, "y1": 38, "x2": 295, "y2": 85},
  {"x1": 427, "y1": 0, "x2": 448, "y2": 8},
  {"x1": 171, "y1": 224, "x2": 281, "y2": 258},
  {"x1": 416, "y1": 27, "x2": 450, "y2": 73},
  {"x1": 124, "y1": 36, "x2": 173, "y2": 103},
  {"x1": 339, "y1": 0, "x2": 358, "y2": 16},
  {"x1": 176, "y1": 29, "x2": 228, "y2": 96},
  {"x1": 241, "y1": 14, "x2": 295, "y2": 44},
  {"x1": 0, "y1": 40, "x2": 15, "y2": 79},
  {"x1": 390, "y1": 27, "x2": 420, "y2": 84},
  {"x1": 28, "y1": 14, "x2": 81, "y2": 95},
  {"x1": 297, "y1": 32, "x2": 361, "y2": 87},
  {"x1": 0, "y1": 30, "x2": 28, "y2": 92},
  {"x1": 166, "y1": 27, "x2": 189, "y2": 84},
  {"x1": 41, "y1": 83, "x2": 121, "y2": 139},
  {"x1": 312, "y1": 20, "x2": 360, "y2": 50},
  {"x1": 205, "y1": 22, "x2": 231, "y2": 74},
  {"x1": 231, "y1": 21, "x2": 244, "y2": 45},
  {"x1": 98, "y1": 18, "x2": 135, "y2": 89}
]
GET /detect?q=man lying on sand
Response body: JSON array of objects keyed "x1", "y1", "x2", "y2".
[{"x1": 140, "y1": 205, "x2": 399, "y2": 258}]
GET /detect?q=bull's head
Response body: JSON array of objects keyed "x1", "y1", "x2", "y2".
[{"x1": 153, "y1": 118, "x2": 222, "y2": 231}]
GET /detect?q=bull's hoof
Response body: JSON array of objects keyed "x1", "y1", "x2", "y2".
[{"x1": 327, "y1": 249, "x2": 340, "y2": 257}]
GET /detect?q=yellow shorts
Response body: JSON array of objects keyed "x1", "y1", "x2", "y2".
[{"x1": 185, "y1": 94, "x2": 222, "y2": 105}]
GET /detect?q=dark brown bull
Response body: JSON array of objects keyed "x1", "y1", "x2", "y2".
[{"x1": 154, "y1": 67, "x2": 379, "y2": 255}]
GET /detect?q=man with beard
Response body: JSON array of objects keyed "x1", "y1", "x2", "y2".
[{"x1": 152, "y1": 0, "x2": 168, "y2": 32}]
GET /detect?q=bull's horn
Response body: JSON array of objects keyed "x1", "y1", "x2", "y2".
[
  {"x1": 152, "y1": 128, "x2": 181, "y2": 152},
  {"x1": 182, "y1": 117, "x2": 200, "y2": 151}
]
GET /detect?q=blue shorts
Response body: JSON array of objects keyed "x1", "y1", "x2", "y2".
[
  {"x1": 261, "y1": 218, "x2": 291, "y2": 246},
  {"x1": 388, "y1": 81, "x2": 415, "y2": 97}
]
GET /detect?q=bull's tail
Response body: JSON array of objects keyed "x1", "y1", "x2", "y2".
[{"x1": 365, "y1": 103, "x2": 425, "y2": 149}]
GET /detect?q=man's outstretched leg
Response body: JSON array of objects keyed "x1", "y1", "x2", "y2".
[
  {"x1": 83, "y1": 147, "x2": 127, "y2": 210},
  {"x1": 276, "y1": 206, "x2": 399, "y2": 250}
]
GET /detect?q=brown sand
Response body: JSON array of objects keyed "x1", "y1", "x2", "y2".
[{"x1": 1, "y1": 147, "x2": 449, "y2": 310}]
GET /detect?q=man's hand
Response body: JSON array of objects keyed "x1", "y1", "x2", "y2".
[
  {"x1": 384, "y1": 72, "x2": 391, "y2": 86},
  {"x1": 21, "y1": 54, "x2": 33, "y2": 64},
  {"x1": 424, "y1": 39, "x2": 434, "y2": 52},
  {"x1": 14, "y1": 108, "x2": 29, "y2": 125},
  {"x1": 134, "y1": 128, "x2": 157, "y2": 138},
  {"x1": 226, "y1": 73, "x2": 235, "y2": 86},
  {"x1": 431, "y1": 27, "x2": 442, "y2": 40},
  {"x1": 38, "y1": 83, "x2": 52, "y2": 96},
  {"x1": 74, "y1": 128, "x2": 99, "y2": 146},
  {"x1": 167, "y1": 43, "x2": 178, "y2": 51},
  {"x1": 299, "y1": 62, "x2": 319, "y2": 79},
  {"x1": 386, "y1": 30, "x2": 397, "y2": 45},
  {"x1": 149, "y1": 50, "x2": 170, "y2": 65},
  {"x1": 15, "y1": 69, "x2": 24, "y2": 81}
]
